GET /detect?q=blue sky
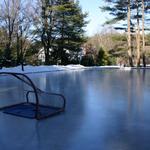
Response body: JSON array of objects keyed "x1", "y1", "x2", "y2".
[{"x1": 79, "y1": 0, "x2": 108, "y2": 36}]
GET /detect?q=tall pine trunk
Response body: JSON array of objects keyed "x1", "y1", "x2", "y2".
[
  {"x1": 45, "y1": 47, "x2": 50, "y2": 65},
  {"x1": 41, "y1": 0, "x2": 50, "y2": 65},
  {"x1": 136, "y1": 0, "x2": 141, "y2": 67},
  {"x1": 127, "y1": 0, "x2": 133, "y2": 67},
  {"x1": 60, "y1": 13, "x2": 66, "y2": 65},
  {"x1": 142, "y1": 0, "x2": 146, "y2": 67}
]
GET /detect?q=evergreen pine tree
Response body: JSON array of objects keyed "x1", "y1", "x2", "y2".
[
  {"x1": 53, "y1": 0, "x2": 88, "y2": 65},
  {"x1": 33, "y1": 0, "x2": 87, "y2": 65},
  {"x1": 101, "y1": 0, "x2": 150, "y2": 67},
  {"x1": 101, "y1": 0, "x2": 134, "y2": 67}
]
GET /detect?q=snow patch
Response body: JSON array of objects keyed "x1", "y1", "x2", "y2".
[
  {"x1": 0, "y1": 65, "x2": 140, "y2": 74},
  {"x1": 0, "y1": 65, "x2": 86, "y2": 74}
]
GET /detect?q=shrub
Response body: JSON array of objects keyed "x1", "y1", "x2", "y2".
[
  {"x1": 95, "y1": 47, "x2": 116, "y2": 66},
  {"x1": 80, "y1": 55, "x2": 95, "y2": 66}
]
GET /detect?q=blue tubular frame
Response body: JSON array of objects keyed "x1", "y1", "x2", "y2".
[{"x1": 0, "y1": 72, "x2": 66, "y2": 120}]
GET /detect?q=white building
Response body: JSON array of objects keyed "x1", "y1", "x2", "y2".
[
  {"x1": 38, "y1": 48, "x2": 45, "y2": 63},
  {"x1": 38, "y1": 48, "x2": 52, "y2": 63}
]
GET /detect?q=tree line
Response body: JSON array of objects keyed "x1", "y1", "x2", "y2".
[
  {"x1": 82, "y1": 27, "x2": 150, "y2": 66},
  {"x1": 1, "y1": 0, "x2": 150, "y2": 67},
  {"x1": 0, "y1": 0, "x2": 87, "y2": 66},
  {"x1": 101, "y1": 0, "x2": 150, "y2": 67}
]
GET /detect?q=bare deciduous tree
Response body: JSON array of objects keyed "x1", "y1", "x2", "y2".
[
  {"x1": 0, "y1": 0, "x2": 20, "y2": 60},
  {"x1": 0, "y1": 0, "x2": 34, "y2": 67}
]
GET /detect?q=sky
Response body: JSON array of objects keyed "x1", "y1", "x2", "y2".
[
  {"x1": 79, "y1": 0, "x2": 108, "y2": 36},
  {"x1": 0, "y1": 0, "x2": 108, "y2": 37}
]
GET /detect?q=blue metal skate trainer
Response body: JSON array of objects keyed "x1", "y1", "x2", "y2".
[{"x1": 0, "y1": 72, "x2": 66, "y2": 120}]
